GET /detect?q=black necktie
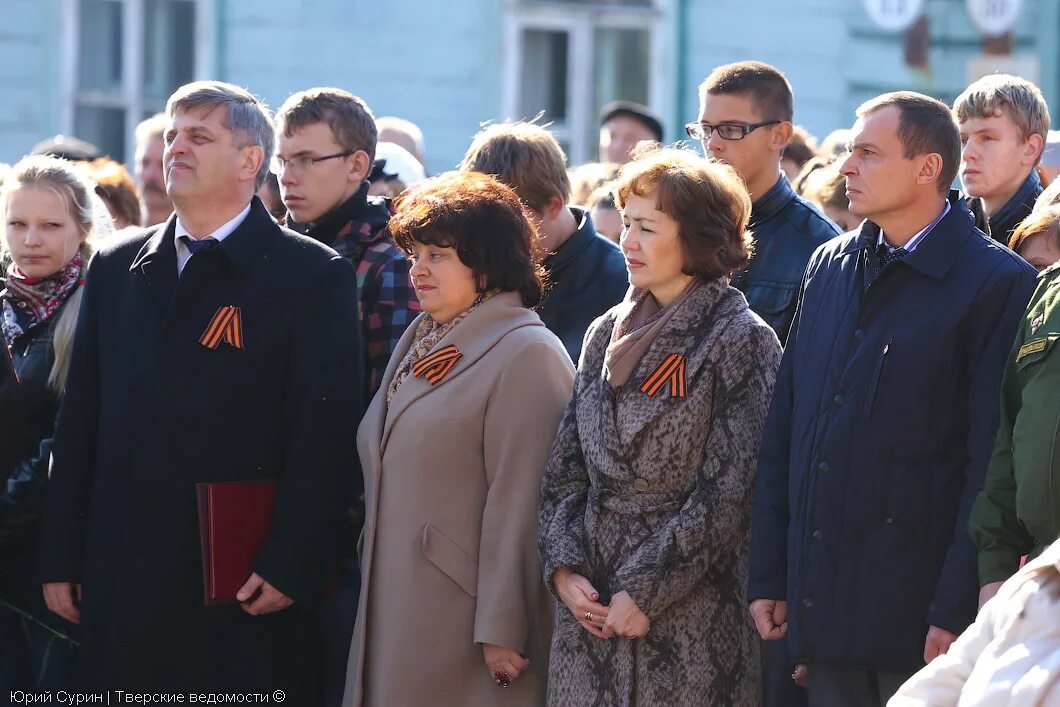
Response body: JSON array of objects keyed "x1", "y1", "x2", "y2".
[
  {"x1": 181, "y1": 235, "x2": 218, "y2": 255},
  {"x1": 876, "y1": 243, "x2": 907, "y2": 270}
]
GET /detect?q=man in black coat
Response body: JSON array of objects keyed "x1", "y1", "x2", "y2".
[{"x1": 36, "y1": 81, "x2": 362, "y2": 698}]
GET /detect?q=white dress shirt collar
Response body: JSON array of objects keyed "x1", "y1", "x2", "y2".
[
  {"x1": 878, "y1": 200, "x2": 950, "y2": 254},
  {"x1": 174, "y1": 203, "x2": 252, "y2": 274}
]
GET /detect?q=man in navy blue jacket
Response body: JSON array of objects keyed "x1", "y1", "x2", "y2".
[
  {"x1": 748, "y1": 92, "x2": 1036, "y2": 707},
  {"x1": 693, "y1": 61, "x2": 840, "y2": 345}
]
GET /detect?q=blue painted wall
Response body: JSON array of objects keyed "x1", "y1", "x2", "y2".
[
  {"x1": 0, "y1": 0, "x2": 1056, "y2": 170},
  {"x1": 680, "y1": 0, "x2": 849, "y2": 146},
  {"x1": 219, "y1": 0, "x2": 504, "y2": 176},
  {"x1": 0, "y1": 0, "x2": 62, "y2": 164}
]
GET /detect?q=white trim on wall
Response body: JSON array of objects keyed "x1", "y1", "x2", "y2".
[
  {"x1": 502, "y1": 0, "x2": 668, "y2": 165},
  {"x1": 60, "y1": 0, "x2": 215, "y2": 164}
]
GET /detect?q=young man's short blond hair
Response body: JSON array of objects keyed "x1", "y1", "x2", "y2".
[
  {"x1": 460, "y1": 121, "x2": 570, "y2": 213},
  {"x1": 953, "y1": 74, "x2": 1051, "y2": 148}
]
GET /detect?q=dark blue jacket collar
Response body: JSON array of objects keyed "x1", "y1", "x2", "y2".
[
  {"x1": 990, "y1": 169, "x2": 1041, "y2": 238},
  {"x1": 750, "y1": 173, "x2": 797, "y2": 226},
  {"x1": 841, "y1": 190, "x2": 972, "y2": 280},
  {"x1": 544, "y1": 207, "x2": 599, "y2": 274}
]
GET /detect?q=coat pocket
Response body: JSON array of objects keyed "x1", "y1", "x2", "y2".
[
  {"x1": 422, "y1": 523, "x2": 478, "y2": 598},
  {"x1": 862, "y1": 338, "x2": 893, "y2": 422}
]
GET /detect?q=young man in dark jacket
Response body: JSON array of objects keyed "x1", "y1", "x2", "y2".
[
  {"x1": 274, "y1": 88, "x2": 419, "y2": 707},
  {"x1": 693, "y1": 61, "x2": 840, "y2": 344},
  {"x1": 955, "y1": 74, "x2": 1049, "y2": 246},
  {"x1": 275, "y1": 88, "x2": 419, "y2": 402},
  {"x1": 749, "y1": 92, "x2": 1036, "y2": 707},
  {"x1": 460, "y1": 121, "x2": 628, "y2": 363}
]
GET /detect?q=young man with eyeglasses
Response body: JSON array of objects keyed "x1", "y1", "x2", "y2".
[
  {"x1": 692, "y1": 62, "x2": 840, "y2": 344},
  {"x1": 273, "y1": 87, "x2": 418, "y2": 707},
  {"x1": 275, "y1": 87, "x2": 419, "y2": 403}
]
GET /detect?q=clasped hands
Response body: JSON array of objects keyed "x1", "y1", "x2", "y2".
[
  {"x1": 553, "y1": 566, "x2": 650, "y2": 639},
  {"x1": 43, "y1": 571, "x2": 292, "y2": 624}
]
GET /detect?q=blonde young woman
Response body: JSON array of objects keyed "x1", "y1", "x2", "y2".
[{"x1": 0, "y1": 155, "x2": 110, "y2": 691}]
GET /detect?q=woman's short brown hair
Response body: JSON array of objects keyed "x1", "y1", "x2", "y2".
[
  {"x1": 390, "y1": 171, "x2": 545, "y2": 307},
  {"x1": 1009, "y1": 205, "x2": 1060, "y2": 255},
  {"x1": 88, "y1": 158, "x2": 141, "y2": 228},
  {"x1": 613, "y1": 144, "x2": 752, "y2": 280}
]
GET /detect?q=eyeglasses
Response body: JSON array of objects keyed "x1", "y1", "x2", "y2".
[
  {"x1": 684, "y1": 120, "x2": 783, "y2": 141},
  {"x1": 271, "y1": 150, "x2": 355, "y2": 175}
]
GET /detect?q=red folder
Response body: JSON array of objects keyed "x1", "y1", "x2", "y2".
[{"x1": 196, "y1": 481, "x2": 277, "y2": 607}]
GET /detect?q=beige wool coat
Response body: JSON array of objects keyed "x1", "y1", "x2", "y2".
[{"x1": 342, "y1": 291, "x2": 576, "y2": 707}]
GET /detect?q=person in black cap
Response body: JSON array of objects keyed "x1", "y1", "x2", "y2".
[
  {"x1": 29, "y1": 135, "x2": 102, "y2": 163},
  {"x1": 599, "y1": 100, "x2": 664, "y2": 164}
]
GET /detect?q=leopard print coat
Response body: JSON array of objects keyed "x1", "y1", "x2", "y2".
[{"x1": 538, "y1": 279, "x2": 782, "y2": 706}]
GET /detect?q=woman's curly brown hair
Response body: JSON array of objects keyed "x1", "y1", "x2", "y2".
[
  {"x1": 614, "y1": 144, "x2": 753, "y2": 280},
  {"x1": 390, "y1": 171, "x2": 546, "y2": 307}
]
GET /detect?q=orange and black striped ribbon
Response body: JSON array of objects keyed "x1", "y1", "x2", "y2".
[
  {"x1": 412, "y1": 344, "x2": 463, "y2": 386},
  {"x1": 199, "y1": 306, "x2": 244, "y2": 350},
  {"x1": 640, "y1": 353, "x2": 687, "y2": 398}
]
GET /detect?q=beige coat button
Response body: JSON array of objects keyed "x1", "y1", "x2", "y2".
[{"x1": 633, "y1": 477, "x2": 649, "y2": 492}]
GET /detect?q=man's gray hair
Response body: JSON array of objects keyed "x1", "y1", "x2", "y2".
[{"x1": 166, "y1": 80, "x2": 274, "y2": 189}]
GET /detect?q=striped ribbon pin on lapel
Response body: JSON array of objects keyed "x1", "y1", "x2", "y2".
[
  {"x1": 412, "y1": 345, "x2": 463, "y2": 386},
  {"x1": 199, "y1": 306, "x2": 244, "y2": 350},
  {"x1": 640, "y1": 353, "x2": 687, "y2": 398}
]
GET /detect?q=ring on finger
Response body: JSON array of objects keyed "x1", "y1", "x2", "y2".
[{"x1": 585, "y1": 611, "x2": 594, "y2": 622}]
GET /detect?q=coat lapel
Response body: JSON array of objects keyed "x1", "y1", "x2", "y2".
[
  {"x1": 380, "y1": 292, "x2": 542, "y2": 452},
  {"x1": 129, "y1": 216, "x2": 179, "y2": 317},
  {"x1": 616, "y1": 280, "x2": 745, "y2": 445}
]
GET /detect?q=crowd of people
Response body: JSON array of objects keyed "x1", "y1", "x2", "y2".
[{"x1": 1, "y1": 58, "x2": 1060, "y2": 706}]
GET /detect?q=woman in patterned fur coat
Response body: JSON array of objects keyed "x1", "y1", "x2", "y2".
[{"x1": 538, "y1": 144, "x2": 782, "y2": 706}]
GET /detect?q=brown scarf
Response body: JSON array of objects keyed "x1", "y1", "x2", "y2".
[
  {"x1": 385, "y1": 292, "x2": 494, "y2": 405},
  {"x1": 604, "y1": 279, "x2": 701, "y2": 389}
]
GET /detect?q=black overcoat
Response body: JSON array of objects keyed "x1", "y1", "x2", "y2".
[{"x1": 36, "y1": 198, "x2": 362, "y2": 696}]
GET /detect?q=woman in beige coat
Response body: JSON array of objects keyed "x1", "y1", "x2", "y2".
[{"x1": 342, "y1": 171, "x2": 575, "y2": 707}]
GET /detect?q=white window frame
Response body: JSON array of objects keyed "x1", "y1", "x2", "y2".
[
  {"x1": 58, "y1": 0, "x2": 217, "y2": 163},
  {"x1": 501, "y1": 0, "x2": 669, "y2": 166}
]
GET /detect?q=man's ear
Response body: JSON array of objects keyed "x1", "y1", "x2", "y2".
[
  {"x1": 543, "y1": 193, "x2": 567, "y2": 220},
  {"x1": 916, "y1": 152, "x2": 945, "y2": 188},
  {"x1": 771, "y1": 121, "x2": 794, "y2": 153},
  {"x1": 349, "y1": 150, "x2": 372, "y2": 185},
  {"x1": 1023, "y1": 133, "x2": 1046, "y2": 167},
  {"x1": 241, "y1": 145, "x2": 265, "y2": 185}
]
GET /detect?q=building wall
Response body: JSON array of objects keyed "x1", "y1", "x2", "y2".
[
  {"x1": 843, "y1": 0, "x2": 1049, "y2": 121},
  {"x1": 680, "y1": 0, "x2": 849, "y2": 145},
  {"x1": 0, "y1": 1, "x2": 1056, "y2": 170},
  {"x1": 0, "y1": 0, "x2": 62, "y2": 163},
  {"x1": 218, "y1": 0, "x2": 504, "y2": 176}
]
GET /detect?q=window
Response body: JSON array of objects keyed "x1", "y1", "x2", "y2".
[
  {"x1": 61, "y1": 0, "x2": 214, "y2": 163},
  {"x1": 503, "y1": 0, "x2": 667, "y2": 165}
]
